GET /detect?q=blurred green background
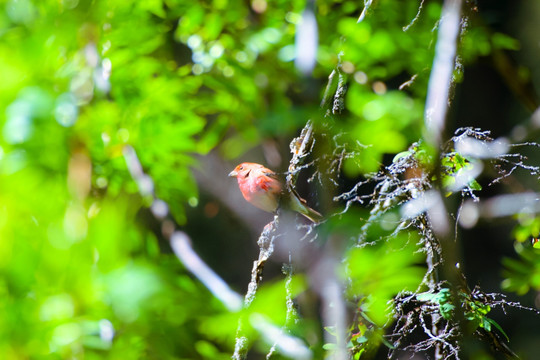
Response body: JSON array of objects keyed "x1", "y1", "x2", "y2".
[{"x1": 1, "y1": 0, "x2": 540, "y2": 358}]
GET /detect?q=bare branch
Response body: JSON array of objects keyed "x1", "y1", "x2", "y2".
[
  {"x1": 171, "y1": 232, "x2": 243, "y2": 311},
  {"x1": 424, "y1": 0, "x2": 462, "y2": 147}
]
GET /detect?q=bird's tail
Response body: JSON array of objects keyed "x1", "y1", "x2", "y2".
[{"x1": 288, "y1": 188, "x2": 323, "y2": 223}]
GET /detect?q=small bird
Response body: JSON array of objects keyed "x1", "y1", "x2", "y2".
[{"x1": 228, "y1": 162, "x2": 322, "y2": 223}]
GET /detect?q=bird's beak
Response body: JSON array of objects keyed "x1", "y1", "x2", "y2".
[{"x1": 228, "y1": 170, "x2": 238, "y2": 177}]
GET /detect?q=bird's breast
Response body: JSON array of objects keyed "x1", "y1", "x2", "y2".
[{"x1": 238, "y1": 176, "x2": 281, "y2": 213}]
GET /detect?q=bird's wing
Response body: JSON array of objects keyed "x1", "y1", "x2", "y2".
[{"x1": 262, "y1": 170, "x2": 279, "y2": 180}]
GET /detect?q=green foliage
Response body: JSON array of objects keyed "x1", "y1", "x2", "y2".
[
  {"x1": 512, "y1": 214, "x2": 540, "y2": 243},
  {"x1": 0, "y1": 0, "x2": 270, "y2": 357},
  {"x1": 502, "y1": 241, "x2": 540, "y2": 295},
  {"x1": 345, "y1": 89, "x2": 424, "y2": 173},
  {"x1": 417, "y1": 288, "x2": 509, "y2": 340},
  {"x1": 0, "y1": 180, "x2": 230, "y2": 357},
  {"x1": 420, "y1": 288, "x2": 456, "y2": 320},
  {"x1": 441, "y1": 152, "x2": 482, "y2": 194},
  {"x1": 0, "y1": 0, "x2": 535, "y2": 358},
  {"x1": 503, "y1": 215, "x2": 540, "y2": 294},
  {"x1": 243, "y1": 275, "x2": 307, "y2": 343},
  {"x1": 321, "y1": 232, "x2": 425, "y2": 358},
  {"x1": 324, "y1": 321, "x2": 392, "y2": 360},
  {"x1": 460, "y1": 25, "x2": 521, "y2": 64},
  {"x1": 333, "y1": 1, "x2": 441, "y2": 174},
  {"x1": 345, "y1": 234, "x2": 425, "y2": 327}
]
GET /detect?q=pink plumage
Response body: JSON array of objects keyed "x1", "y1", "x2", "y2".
[{"x1": 229, "y1": 162, "x2": 322, "y2": 223}]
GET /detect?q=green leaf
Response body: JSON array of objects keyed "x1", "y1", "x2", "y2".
[
  {"x1": 392, "y1": 150, "x2": 413, "y2": 163},
  {"x1": 485, "y1": 318, "x2": 510, "y2": 342},
  {"x1": 492, "y1": 32, "x2": 520, "y2": 51},
  {"x1": 417, "y1": 292, "x2": 438, "y2": 302},
  {"x1": 468, "y1": 179, "x2": 482, "y2": 191},
  {"x1": 323, "y1": 343, "x2": 337, "y2": 350},
  {"x1": 481, "y1": 317, "x2": 492, "y2": 332},
  {"x1": 440, "y1": 302, "x2": 456, "y2": 320},
  {"x1": 324, "y1": 326, "x2": 337, "y2": 336}
]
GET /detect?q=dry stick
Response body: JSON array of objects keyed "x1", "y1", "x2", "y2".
[
  {"x1": 403, "y1": 0, "x2": 426, "y2": 31},
  {"x1": 291, "y1": 67, "x2": 348, "y2": 353},
  {"x1": 266, "y1": 256, "x2": 300, "y2": 359},
  {"x1": 232, "y1": 107, "x2": 317, "y2": 360},
  {"x1": 423, "y1": 1, "x2": 464, "y2": 358},
  {"x1": 232, "y1": 218, "x2": 278, "y2": 360},
  {"x1": 424, "y1": 0, "x2": 462, "y2": 149},
  {"x1": 315, "y1": 67, "x2": 349, "y2": 360},
  {"x1": 357, "y1": 0, "x2": 375, "y2": 23},
  {"x1": 231, "y1": 112, "x2": 317, "y2": 359},
  {"x1": 231, "y1": 219, "x2": 313, "y2": 360},
  {"x1": 233, "y1": 57, "x2": 348, "y2": 359}
]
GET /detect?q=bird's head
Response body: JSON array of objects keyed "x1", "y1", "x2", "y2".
[{"x1": 228, "y1": 162, "x2": 262, "y2": 179}]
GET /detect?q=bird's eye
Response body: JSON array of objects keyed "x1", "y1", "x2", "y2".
[{"x1": 239, "y1": 166, "x2": 244, "y2": 170}]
